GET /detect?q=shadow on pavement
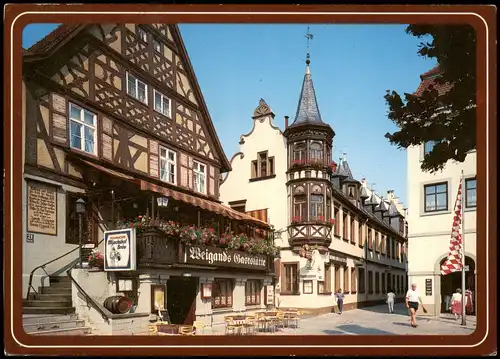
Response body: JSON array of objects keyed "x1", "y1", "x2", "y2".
[
  {"x1": 356, "y1": 304, "x2": 409, "y2": 318},
  {"x1": 336, "y1": 324, "x2": 395, "y2": 335},
  {"x1": 323, "y1": 329, "x2": 348, "y2": 335}
]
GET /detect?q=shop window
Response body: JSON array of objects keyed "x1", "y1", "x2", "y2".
[
  {"x1": 69, "y1": 103, "x2": 97, "y2": 155},
  {"x1": 302, "y1": 280, "x2": 313, "y2": 294},
  {"x1": 343, "y1": 266, "x2": 349, "y2": 293},
  {"x1": 281, "y1": 263, "x2": 299, "y2": 294},
  {"x1": 350, "y1": 267, "x2": 357, "y2": 293},
  {"x1": 66, "y1": 193, "x2": 98, "y2": 245},
  {"x1": 358, "y1": 268, "x2": 365, "y2": 293},
  {"x1": 318, "y1": 264, "x2": 332, "y2": 294},
  {"x1": 375, "y1": 272, "x2": 380, "y2": 294},
  {"x1": 212, "y1": 279, "x2": 233, "y2": 309},
  {"x1": 368, "y1": 270, "x2": 373, "y2": 294},
  {"x1": 245, "y1": 280, "x2": 261, "y2": 305},
  {"x1": 193, "y1": 160, "x2": 207, "y2": 194}
]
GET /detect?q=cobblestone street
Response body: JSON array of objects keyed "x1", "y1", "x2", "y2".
[{"x1": 211, "y1": 305, "x2": 476, "y2": 336}]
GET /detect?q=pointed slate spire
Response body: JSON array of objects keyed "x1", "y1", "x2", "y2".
[{"x1": 289, "y1": 58, "x2": 325, "y2": 127}]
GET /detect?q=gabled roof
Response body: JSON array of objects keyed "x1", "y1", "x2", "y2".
[
  {"x1": 22, "y1": 23, "x2": 232, "y2": 172},
  {"x1": 414, "y1": 65, "x2": 454, "y2": 97}
]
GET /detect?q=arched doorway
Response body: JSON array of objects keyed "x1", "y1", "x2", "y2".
[{"x1": 439, "y1": 256, "x2": 475, "y2": 315}]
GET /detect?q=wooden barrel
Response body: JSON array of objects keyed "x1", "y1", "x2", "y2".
[{"x1": 104, "y1": 296, "x2": 133, "y2": 314}]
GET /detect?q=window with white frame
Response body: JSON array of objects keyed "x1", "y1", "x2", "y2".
[
  {"x1": 137, "y1": 27, "x2": 148, "y2": 43},
  {"x1": 424, "y1": 182, "x2": 448, "y2": 212},
  {"x1": 193, "y1": 160, "x2": 207, "y2": 194},
  {"x1": 159, "y1": 147, "x2": 176, "y2": 184},
  {"x1": 126, "y1": 72, "x2": 148, "y2": 104},
  {"x1": 69, "y1": 103, "x2": 97, "y2": 155},
  {"x1": 154, "y1": 90, "x2": 171, "y2": 118},
  {"x1": 424, "y1": 141, "x2": 437, "y2": 156},
  {"x1": 153, "y1": 38, "x2": 161, "y2": 53},
  {"x1": 465, "y1": 178, "x2": 476, "y2": 208}
]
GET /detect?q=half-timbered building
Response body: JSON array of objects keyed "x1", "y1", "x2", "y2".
[
  {"x1": 220, "y1": 56, "x2": 409, "y2": 315},
  {"x1": 22, "y1": 24, "x2": 277, "y2": 334}
]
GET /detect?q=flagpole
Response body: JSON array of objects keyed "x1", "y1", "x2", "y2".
[{"x1": 460, "y1": 170, "x2": 467, "y2": 326}]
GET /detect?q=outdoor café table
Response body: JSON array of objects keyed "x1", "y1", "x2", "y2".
[{"x1": 227, "y1": 315, "x2": 247, "y2": 335}]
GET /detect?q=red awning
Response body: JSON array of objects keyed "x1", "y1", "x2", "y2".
[
  {"x1": 139, "y1": 180, "x2": 270, "y2": 228},
  {"x1": 80, "y1": 160, "x2": 138, "y2": 183}
]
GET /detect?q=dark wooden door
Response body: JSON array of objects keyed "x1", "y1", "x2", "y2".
[{"x1": 166, "y1": 277, "x2": 198, "y2": 325}]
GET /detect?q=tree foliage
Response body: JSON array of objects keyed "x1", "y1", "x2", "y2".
[{"x1": 384, "y1": 25, "x2": 476, "y2": 172}]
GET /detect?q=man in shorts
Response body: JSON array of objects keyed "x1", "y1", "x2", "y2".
[{"x1": 405, "y1": 283, "x2": 426, "y2": 327}]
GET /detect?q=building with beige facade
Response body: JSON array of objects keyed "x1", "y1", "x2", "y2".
[
  {"x1": 220, "y1": 57, "x2": 409, "y2": 314},
  {"x1": 406, "y1": 66, "x2": 477, "y2": 317}
]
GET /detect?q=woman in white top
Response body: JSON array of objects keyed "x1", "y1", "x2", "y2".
[
  {"x1": 450, "y1": 288, "x2": 463, "y2": 320},
  {"x1": 386, "y1": 288, "x2": 396, "y2": 314}
]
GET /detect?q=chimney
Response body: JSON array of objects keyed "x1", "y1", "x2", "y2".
[{"x1": 284, "y1": 116, "x2": 289, "y2": 129}]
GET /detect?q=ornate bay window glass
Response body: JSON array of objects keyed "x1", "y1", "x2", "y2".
[
  {"x1": 293, "y1": 194, "x2": 307, "y2": 222},
  {"x1": 293, "y1": 144, "x2": 306, "y2": 163},
  {"x1": 309, "y1": 142, "x2": 323, "y2": 164},
  {"x1": 310, "y1": 194, "x2": 324, "y2": 221}
]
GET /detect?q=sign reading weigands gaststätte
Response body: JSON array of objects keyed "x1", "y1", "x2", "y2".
[{"x1": 185, "y1": 245, "x2": 268, "y2": 271}]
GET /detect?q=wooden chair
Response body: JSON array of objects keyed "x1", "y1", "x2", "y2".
[
  {"x1": 288, "y1": 311, "x2": 302, "y2": 329},
  {"x1": 148, "y1": 324, "x2": 158, "y2": 336},
  {"x1": 193, "y1": 321, "x2": 205, "y2": 335},
  {"x1": 224, "y1": 317, "x2": 238, "y2": 335},
  {"x1": 274, "y1": 311, "x2": 286, "y2": 330},
  {"x1": 178, "y1": 325, "x2": 196, "y2": 336},
  {"x1": 243, "y1": 315, "x2": 258, "y2": 335}
]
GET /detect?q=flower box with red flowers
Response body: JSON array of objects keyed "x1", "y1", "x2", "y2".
[
  {"x1": 291, "y1": 216, "x2": 303, "y2": 224},
  {"x1": 88, "y1": 249, "x2": 104, "y2": 269}
]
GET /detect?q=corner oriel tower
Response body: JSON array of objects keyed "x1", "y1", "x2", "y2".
[{"x1": 283, "y1": 29, "x2": 336, "y2": 254}]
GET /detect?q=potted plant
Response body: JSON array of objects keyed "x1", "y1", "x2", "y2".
[{"x1": 88, "y1": 249, "x2": 104, "y2": 270}]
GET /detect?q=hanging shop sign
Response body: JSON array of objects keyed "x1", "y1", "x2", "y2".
[
  {"x1": 104, "y1": 228, "x2": 137, "y2": 271},
  {"x1": 184, "y1": 245, "x2": 268, "y2": 271}
]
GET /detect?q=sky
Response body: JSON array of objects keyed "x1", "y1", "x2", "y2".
[{"x1": 22, "y1": 23, "x2": 436, "y2": 206}]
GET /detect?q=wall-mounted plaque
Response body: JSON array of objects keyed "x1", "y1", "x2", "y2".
[
  {"x1": 265, "y1": 285, "x2": 275, "y2": 305},
  {"x1": 201, "y1": 283, "x2": 213, "y2": 299},
  {"x1": 425, "y1": 278, "x2": 432, "y2": 296},
  {"x1": 27, "y1": 181, "x2": 57, "y2": 235}
]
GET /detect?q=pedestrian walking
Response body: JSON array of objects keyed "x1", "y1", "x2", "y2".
[
  {"x1": 335, "y1": 288, "x2": 345, "y2": 315},
  {"x1": 386, "y1": 288, "x2": 396, "y2": 313},
  {"x1": 450, "y1": 288, "x2": 463, "y2": 321},
  {"x1": 405, "y1": 283, "x2": 426, "y2": 328}
]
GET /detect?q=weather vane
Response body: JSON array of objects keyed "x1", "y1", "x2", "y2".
[{"x1": 305, "y1": 26, "x2": 314, "y2": 62}]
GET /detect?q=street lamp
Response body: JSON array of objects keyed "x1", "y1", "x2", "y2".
[{"x1": 76, "y1": 198, "x2": 86, "y2": 268}]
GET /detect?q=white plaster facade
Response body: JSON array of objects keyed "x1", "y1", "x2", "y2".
[
  {"x1": 406, "y1": 143, "x2": 476, "y2": 316},
  {"x1": 220, "y1": 96, "x2": 408, "y2": 313}
]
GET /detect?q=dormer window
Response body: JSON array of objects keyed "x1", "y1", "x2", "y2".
[
  {"x1": 348, "y1": 186, "x2": 355, "y2": 198},
  {"x1": 251, "y1": 151, "x2": 274, "y2": 180}
]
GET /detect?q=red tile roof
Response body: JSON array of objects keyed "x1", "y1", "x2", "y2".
[
  {"x1": 414, "y1": 65, "x2": 453, "y2": 97},
  {"x1": 26, "y1": 24, "x2": 81, "y2": 54}
]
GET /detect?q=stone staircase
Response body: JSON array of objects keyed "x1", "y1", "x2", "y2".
[{"x1": 23, "y1": 275, "x2": 92, "y2": 336}]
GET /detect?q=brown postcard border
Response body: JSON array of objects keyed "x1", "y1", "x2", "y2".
[{"x1": 3, "y1": 4, "x2": 497, "y2": 357}]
